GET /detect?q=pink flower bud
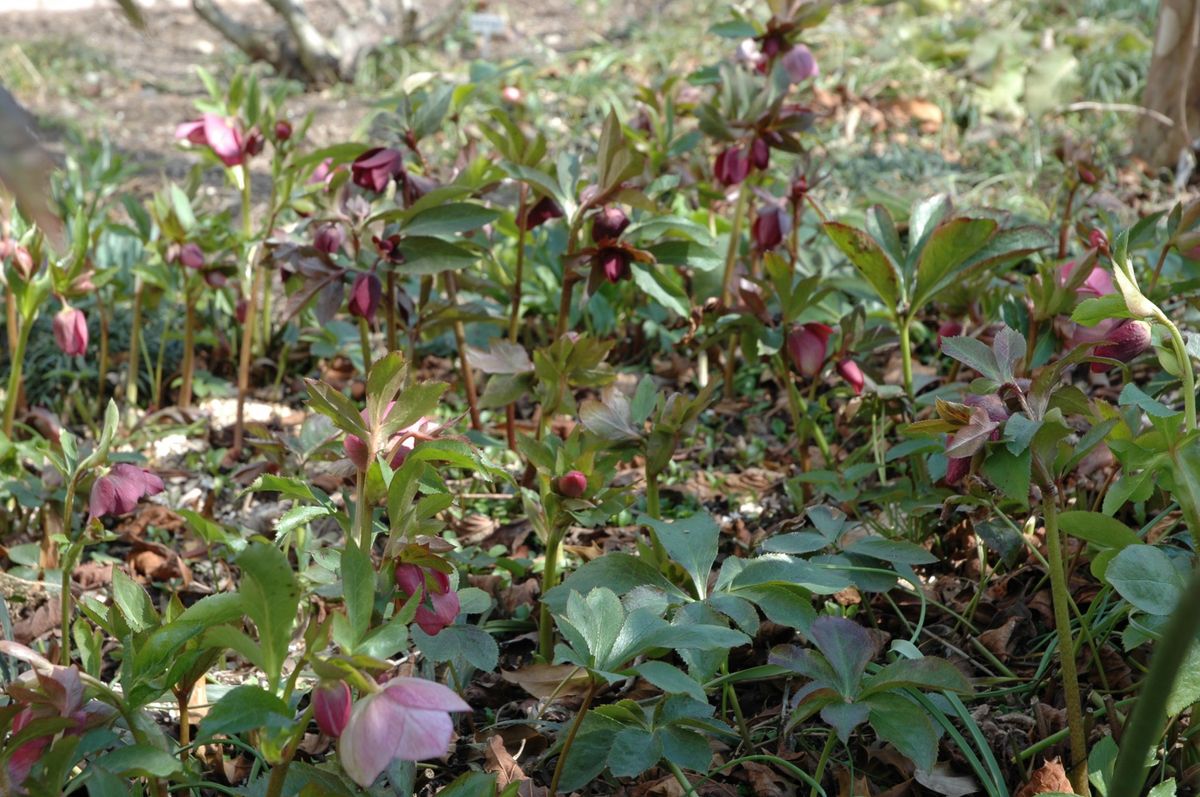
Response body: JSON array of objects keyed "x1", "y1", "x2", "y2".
[
  {"x1": 1, "y1": 239, "x2": 36, "y2": 280},
  {"x1": 1091, "y1": 320, "x2": 1152, "y2": 372},
  {"x1": 313, "y1": 680, "x2": 352, "y2": 738},
  {"x1": 274, "y1": 120, "x2": 293, "y2": 142},
  {"x1": 500, "y1": 86, "x2": 523, "y2": 104},
  {"x1": 348, "y1": 272, "x2": 382, "y2": 321},
  {"x1": 351, "y1": 147, "x2": 405, "y2": 194},
  {"x1": 752, "y1": 206, "x2": 785, "y2": 251},
  {"x1": 597, "y1": 248, "x2": 631, "y2": 283},
  {"x1": 415, "y1": 589, "x2": 460, "y2": 636},
  {"x1": 1089, "y1": 228, "x2": 1108, "y2": 254},
  {"x1": 394, "y1": 563, "x2": 425, "y2": 597},
  {"x1": 521, "y1": 196, "x2": 564, "y2": 231},
  {"x1": 836, "y1": 359, "x2": 865, "y2": 394},
  {"x1": 1058, "y1": 260, "x2": 1114, "y2": 299},
  {"x1": 936, "y1": 321, "x2": 963, "y2": 349},
  {"x1": 235, "y1": 298, "x2": 248, "y2": 324},
  {"x1": 557, "y1": 470, "x2": 588, "y2": 498},
  {"x1": 714, "y1": 146, "x2": 750, "y2": 186},
  {"x1": 945, "y1": 454, "x2": 970, "y2": 485},
  {"x1": 53, "y1": 306, "x2": 88, "y2": 357},
  {"x1": 313, "y1": 223, "x2": 344, "y2": 255},
  {"x1": 591, "y1": 207, "x2": 630, "y2": 244},
  {"x1": 781, "y1": 44, "x2": 819, "y2": 83},
  {"x1": 787, "y1": 322, "x2": 833, "y2": 377}
]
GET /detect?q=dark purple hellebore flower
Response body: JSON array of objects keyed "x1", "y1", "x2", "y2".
[
  {"x1": 591, "y1": 207, "x2": 630, "y2": 244},
  {"x1": 53, "y1": 306, "x2": 88, "y2": 357},
  {"x1": 752, "y1": 206, "x2": 786, "y2": 251},
  {"x1": 714, "y1": 146, "x2": 750, "y2": 186},
  {"x1": 313, "y1": 223, "x2": 344, "y2": 255},
  {"x1": 88, "y1": 464, "x2": 164, "y2": 520},
  {"x1": 177, "y1": 243, "x2": 205, "y2": 270},
  {"x1": 351, "y1": 147, "x2": 405, "y2": 194},
  {"x1": 597, "y1": 248, "x2": 631, "y2": 283},
  {"x1": 750, "y1": 137, "x2": 770, "y2": 171},
  {"x1": 521, "y1": 196, "x2": 565, "y2": 231},
  {"x1": 787, "y1": 322, "x2": 833, "y2": 377},
  {"x1": 348, "y1": 272, "x2": 382, "y2": 321},
  {"x1": 274, "y1": 120, "x2": 293, "y2": 142},
  {"x1": 1091, "y1": 320, "x2": 1152, "y2": 372}
]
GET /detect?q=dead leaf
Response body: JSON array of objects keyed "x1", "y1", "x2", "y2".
[
  {"x1": 979, "y1": 616, "x2": 1020, "y2": 659},
  {"x1": 915, "y1": 765, "x2": 980, "y2": 796},
  {"x1": 741, "y1": 760, "x2": 789, "y2": 796},
  {"x1": 484, "y1": 735, "x2": 527, "y2": 789},
  {"x1": 1014, "y1": 758, "x2": 1073, "y2": 797},
  {"x1": 836, "y1": 765, "x2": 871, "y2": 797},
  {"x1": 501, "y1": 664, "x2": 591, "y2": 700}
]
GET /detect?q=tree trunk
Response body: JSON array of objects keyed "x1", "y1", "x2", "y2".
[{"x1": 1136, "y1": 0, "x2": 1199, "y2": 168}]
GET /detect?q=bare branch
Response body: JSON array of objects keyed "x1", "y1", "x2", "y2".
[{"x1": 192, "y1": 0, "x2": 284, "y2": 68}]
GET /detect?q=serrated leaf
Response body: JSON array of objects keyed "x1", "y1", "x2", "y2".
[{"x1": 824, "y1": 222, "x2": 903, "y2": 308}]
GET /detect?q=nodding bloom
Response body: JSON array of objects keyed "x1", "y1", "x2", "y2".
[
  {"x1": 338, "y1": 676, "x2": 470, "y2": 787},
  {"x1": 781, "y1": 44, "x2": 819, "y2": 83},
  {"x1": 1091, "y1": 320, "x2": 1152, "y2": 372},
  {"x1": 837, "y1": 359, "x2": 865, "y2": 394},
  {"x1": 750, "y1": 137, "x2": 770, "y2": 171},
  {"x1": 351, "y1": 147, "x2": 404, "y2": 194},
  {"x1": 520, "y1": 196, "x2": 564, "y2": 231},
  {"x1": 945, "y1": 394, "x2": 1010, "y2": 485},
  {"x1": 175, "y1": 114, "x2": 255, "y2": 167},
  {"x1": 556, "y1": 470, "x2": 588, "y2": 498},
  {"x1": 348, "y1": 272, "x2": 382, "y2": 322},
  {"x1": 53, "y1": 306, "x2": 88, "y2": 357},
  {"x1": 1058, "y1": 260, "x2": 1115, "y2": 299},
  {"x1": 176, "y1": 242, "x2": 205, "y2": 270},
  {"x1": 752, "y1": 205, "x2": 786, "y2": 251},
  {"x1": 714, "y1": 146, "x2": 750, "y2": 186},
  {"x1": 597, "y1": 248, "x2": 631, "y2": 283},
  {"x1": 313, "y1": 680, "x2": 352, "y2": 738},
  {"x1": 344, "y1": 407, "x2": 438, "y2": 471},
  {"x1": 313, "y1": 223, "x2": 344, "y2": 255},
  {"x1": 394, "y1": 563, "x2": 460, "y2": 636},
  {"x1": 787, "y1": 322, "x2": 834, "y2": 377},
  {"x1": 87, "y1": 464, "x2": 164, "y2": 520},
  {"x1": 309, "y1": 157, "x2": 336, "y2": 186},
  {"x1": 591, "y1": 207, "x2": 630, "y2": 244}
]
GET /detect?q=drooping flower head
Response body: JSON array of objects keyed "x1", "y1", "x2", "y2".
[
  {"x1": 175, "y1": 114, "x2": 255, "y2": 168},
  {"x1": 53, "y1": 306, "x2": 88, "y2": 357},
  {"x1": 520, "y1": 196, "x2": 565, "y2": 231},
  {"x1": 787, "y1": 322, "x2": 833, "y2": 377},
  {"x1": 88, "y1": 464, "x2": 164, "y2": 520},
  {"x1": 313, "y1": 680, "x2": 353, "y2": 738},
  {"x1": 351, "y1": 147, "x2": 405, "y2": 194},
  {"x1": 348, "y1": 272, "x2": 382, "y2": 322},
  {"x1": 394, "y1": 563, "x2": 460, "y2": 636},
  {"x1": 837, "y1": 359, "x2": 865, "y2": 395},
  {"x1": 1091, "y1": 320, "x2": 1152, "y2": 372}
]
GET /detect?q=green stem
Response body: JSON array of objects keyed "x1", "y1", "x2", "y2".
[
  {"x1": 355, "y1": 470, "x2": 372, "y2": 552},
  {"x1": 1157, "y1": 311, "x2": 1197, "y2": 432},
  {"x1": 810, "y1": 730, "x2": 836, "y2": 797},
  {"x1": 2, "y1": 312, "x2": 32, "y2": 438},
  {"x1": 385, "y1": 271, "x2": 397, "y2": 353},
  {"x1": 97, "y1": 297, "x2": 110, "y2": 416},
  {"x1": 1041, "y1": 486, "x2": 1089, "y2": 795},
  {"x1": 666, "y1": 761, "x2": 698, "y2": 796},
  {"x1": 59, "y1": 477, "x2": 79, "y2": 664},
  {"x1": 1148, "y1": 242, "x2": 1171, "y2": 295},
  {"x1": 126, "y1": 279, "x2": 143, "y2": 410},
  {"x1": 358, "y1": 317, "x2": 373, "y2": 375},
  {"x1": 538, "y1": 525, "x2": 566, "y2": 661},
  {"x1": 548, "y1": 680, "x2": 597, "y2": 796},
  {"x1": 179, "y1": 294, "x2": 195, "y2": 409},
  {"x1": 898, "y1": 315, "x2": 915, "y2": 402},
  {"x1": 719, "y1": 187, "x2": 751, "y2": 398},
  {"x1": 721, "y1": 668, "x2": 753, "y2": 754},
  {"x1": 264, "y1": 707, "x2": 313, "y2": 797}
]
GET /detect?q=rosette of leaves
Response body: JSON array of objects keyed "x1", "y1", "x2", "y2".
[{"x1": 769, "y1": 615, "x2": 972, "y2": 773}]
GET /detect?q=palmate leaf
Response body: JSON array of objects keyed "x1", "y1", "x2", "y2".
[{"x1": 823, "y1": 222, "x2": 903, "y2": 309}]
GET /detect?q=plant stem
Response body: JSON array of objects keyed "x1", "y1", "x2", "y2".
[
  {"x1": 1156, "y1": 311, "x2": 1197, "y2": 432},
  {"x1": 505, "y1": 188, "x2": 529, "y2": 451},
  {"x1": 444, "y1": 271, "x2": 481, "y2": 431},
  {"x1": 385, "y1": 271, "x2": 397, "y2": 352},
  {"x1": 1148, "y1": 242, "x2": 1171, "y2": 295},
  {"x1": 177, "y1": 686, "x2": 191, "y2": 763},
  {"x1": 58, "y1": 477, "x2": 79, "y2": 664},
  {"x1": 666, "y1": 761, "x2": 698, "y2": 796},
  {"x1": 97, "y1": 296, "x2": 110, "y2": 415},
  {"x1": 810, "y1": 730, "x2": 837, "y2": 797},
  {"x1": 179, "y1": 293, "x2": 196, "y2": 409},
  {"x1": 1057, "y1": 181, "x2": 1078, "y2": 259},
  {"x1": 898, "y1": 315, "x2": 915, "y2": 402},
  {"x1": 548, "y1": 680, "x2": 597, "y2": 796},
  {"x1": 538, "y1": 525, "x2": 566, "y2": 661},
  {"x1": 233, "y1": 261, "x2": 263, "y2": 457},
  {"x1": 553, "y1": 270, "x2": 577, "y2": 341},
  {"x1": 126, "y1": 278, "x2": 143, "y2": 411},
  {"x1": 264, "y1": 707, "x2": 312, "y2": 797},
  {"x1": 2, "y1": 312, "x2": 32, "y2": 438},
  {"x1": 1041, "y1": 485, "x2": 1089, "y2": 795},
  {"x1": 355, "y1": 469, "x2": 372, "y2": 551},
  {"x1": 719, "y1": 187, "x2": 751, "y2": 398},
  {"x1": 358, "y1": 317, "x2": 373, "y2": 375},
  {"x1": 642, "y1": 473, "x2": 669, "y2": 567}
]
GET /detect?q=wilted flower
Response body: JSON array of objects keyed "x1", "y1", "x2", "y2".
[
  {"x1": 344, "y1": 409, "x2": 438, "y2": 471},
  {"x1": 53, "y1": 306, "x2": 88, "y2": 357},
  {"x1": 351, "y1": 147, "x2": 404, "y2": 194},
  {"x1": 597, "y1": 248, "x2": 631, "y2": 283},
  {"x1": 274, "y1": 120, "x2": 293, "y2": 142},
  {"x1": 787, "y1": 322, "x2": 833, "y2": 377},
  {"x1": 556, "y1": 470, "x2": 588, "y2": 498},
  {"x1": 837, "y1": 359, "x2": 865, "y2": 394},
  {"x1": 87, "y1": 463, "x2": 164, "y2": 520},
  {"x1": 1091, "y1": 320, "x2": 1152, "y2": 372},
  {"x1": 521, "y1": 196, "x2": 564, "y2": 231},
  {"x1": 752, "y1": 205, "x2": 786, "y2": 251},
  {"x1": 714, "y1": 146, "x2": 750, "y2": 186},
  {"x1": 348, "y1": 272, "x2": 382, "y2": 322},
  {"x1": 313, "y1": 223, "x2": 344, "y2": 255},
  {"x1": 781, "y1": 44, "x2": 819, "y2": 83},
  {"x1": 313, "y1": 681, "x2": 352, "y2": 738},
  {"x1": 591, "y1": 207, "x2": 630, "y2": 244},
  {"x1": 175, "y1": 114, "x2": 254, "y2": 168},
  {"x1": 394, "y1": 563, "x2": 460, "y2": 636},
  {"x1": 338, "y1": 676, "x2": 471, "y2": 787}
]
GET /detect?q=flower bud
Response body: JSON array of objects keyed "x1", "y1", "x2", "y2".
[
  {"x1": 597, "y1": 248, "x2": 631, "y2": 283},
  {"x1": 178, "y1": 242, "x2": 205, "y2": 270},
  {"x1": 945, "y1": 454, "x2": 970, "y2": 485},
  {"x1": 591, "y1": 207, "x2": 630, "y2": 244},
  {"x1": 521, "y1": 196, "x2": 565, "y2": 231},
  {"x1": 557, "y1": 470, "x2": 588, "y2": 498},
  {"x1": 836, "y1": 359, "x2": 865, "y2": 394},
  {"x1": 313, "y1": 223, "x2": 344, "y2": 255},
  {"x1": 781, "y1": 44, "x2": 819, "y2": 83},
  {"x1": 53, "y1": 306, "x2": 88, "y2": 357},
  {"x1": 501, "y1": 86, "x2": 523, "y2": 104},
  {"x1": 0, "y1": 239, "x2": 36, "y2": 280},
  {"x1": 714, "y1": 146, "x2": 750, "y2": 186},
  {"x1": 789, "y1": 175, "x2": 809, "y2": 205},
  {"x1": 1088, "y1": 228, "x2": 1108, "y2": 255},
  {"x1": 937, "y1": 321, "x2": 963, "y2": 349},
  {"x1": 752, "y1": 206, "x2": 785, "y2": 251},
  {"x1": 313, "y1": 681, "x2": 352, "y2": 738},
  {"x1": 750, "y1": 137, "x2": 770, "y2": 171},
  {"x1": 274, "y1": 120, "x2": 293, "y2": 142},
  {"x1": 1091, "y1": 320, "x2": 1152, "y2": 372},
  {"x1": 415, "y1": 590, "x2": 460, "y2": 636},
  {"x1": 787, "y1": 322, "x2": 833, "y2": 377},
  {"x1": 348, "y1": 272, "x2": 382, "y2": 321}
]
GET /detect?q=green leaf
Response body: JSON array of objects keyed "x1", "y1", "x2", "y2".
[
  {"x1": 645, "y1": 240, "x2": 723, "y2": 271},
  {"x1": 982, "y1": 447, "x2": 1031, "y2": 505},
  {"x1": 237, "y1": 543, "x2": 301, "y2": 687},
  {"x1": 396, "y1": 237, "x2": 479, "y2": 274},
  {"x1": 823, "y1": 222, "x2": 903, "y2": 308},
  {"x1": 1119, "y1": 383, "x2": 1179, "y2": 419},
  {"x1": 341, "y1": 544, "x2": 375, "y2": 649},
  {"x1": 640, "y1": 513, "x2": 719, "y2": 598},
  {"x1": 95, "y1": 745, "x2": 183, "y2": 778},
  {"x1": 608, "y1": 728, "x2": 662, "y2": 778},
  {"x1": 197, "y1": 685, "x2": 293, "y2": 738},
  {"x1": 657, "y1": 726, "x2": 712, "y2": 772},
  {"x1": 866, "y1": 691, "x2": 939, "y2": 772},
  {"x1": 544, "y1": 553, "x2": 689, "y2": 614},
  {"x1": 436, "y1": 771, "x2": 501, "y2": 797},
  {"x1": 842, "y1": 537, "x2": 937, "y2": 565},
  {"x1": 912, "y1": 217, "x2": 997, "y2": 308},
  {"x1": 412, "y1": 624, "x2": 498, "y2": 672},
  {"x1": 631, "y1": 263, "x2": 690, "y2": 316},
  {"x1": 1004, "y1": 413, "x2": 1042, "y2": 455},
  {"x1": 402, "y1": 203, "x2": 499, "y2": 238},
  {"x1": 1106, "y1": 545, "x2": 1185, "y2": 615},
  {"x1": 111, "y1": 567, "x2": 159, "y2": 633},
  {"x1": 861, "y1": 657, "x2": 973, "y2": 697},
  {"x1": 810, "y1": 616, "x2": 878, "y2": 698},
  {"x1": 1058, "y1": 511, "x2": 1141, "y2": 549},
  {"x1": 1072, "y1": 294, "x2": 1133, "y2": 326},
  {"x1": 940, "y1": 336, "x2": 1000, "y2": 382},
  {"x1": 1166, "y1": 641, "x2": 1200, "y2": 716},
  {"x1": 633, "y1": 660, "x2": 707, "y2": 703}
]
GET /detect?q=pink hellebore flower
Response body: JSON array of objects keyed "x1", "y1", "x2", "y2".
[
  {"x1": 752, "y1": 206, "x2": 786, "y2": 251},
  {"x1": 344, "y1": 408, "x2": 438, "y2": 471},
  {"x1": 750, "y1": 136, "x2": 770, "y2": 171},
  {"x1": 351, "y1": 147, "x2": 405, "y2": 194},
  {"x1": 348, "y1": 272, "x2": 382, "y2": 321},
  {"x1": 597, "y1": 248, "x2": 631, "y2": 283},
  {"x1": 53, "y1": 306, "x2": 88, "y2": 357},
  {"x1": 394, "y1": 563, "x2": 460, "y2": 636},
  {"x1": 1058, "y1": 260, "x2": 1115, "y2": 299},
  {"x1": 591, "y1": 207, "x2": 630, "y2": 244},
  {"x1": 1091, "y1": 320, "x2": 1152, "y2": 372},
  {"x1": 177, "y1": 242, "x2": 205, "y2": 269},
  {"x1": 87, "y1": 464, "x2": 164, "y2": 520},
  {"x1": 313, "y1": 223, "x2": 344, "y2": 255},
  {"x1": 338, "y1": 676, "x2": 470, "y2": 787},
  {"x1": 313, "y1": 680, "x2": 353, "y2": 738},
  {"x1": 787, "y1": 322, "x2": 833, "y2": 377},
  {"x1": 175, "y1": 114, "x2": 251, "y2": 168},
  {"x1": 837, "y1": 359, "x2": 865, "y2": 394}
]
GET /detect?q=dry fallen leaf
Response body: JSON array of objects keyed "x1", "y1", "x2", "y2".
[
  {"x1": 1014, "y1": 758, "x2": 1074, "y2": 797},
  {"x1": 501, "y1": 663, "x2": 591, "y2": 700}
]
